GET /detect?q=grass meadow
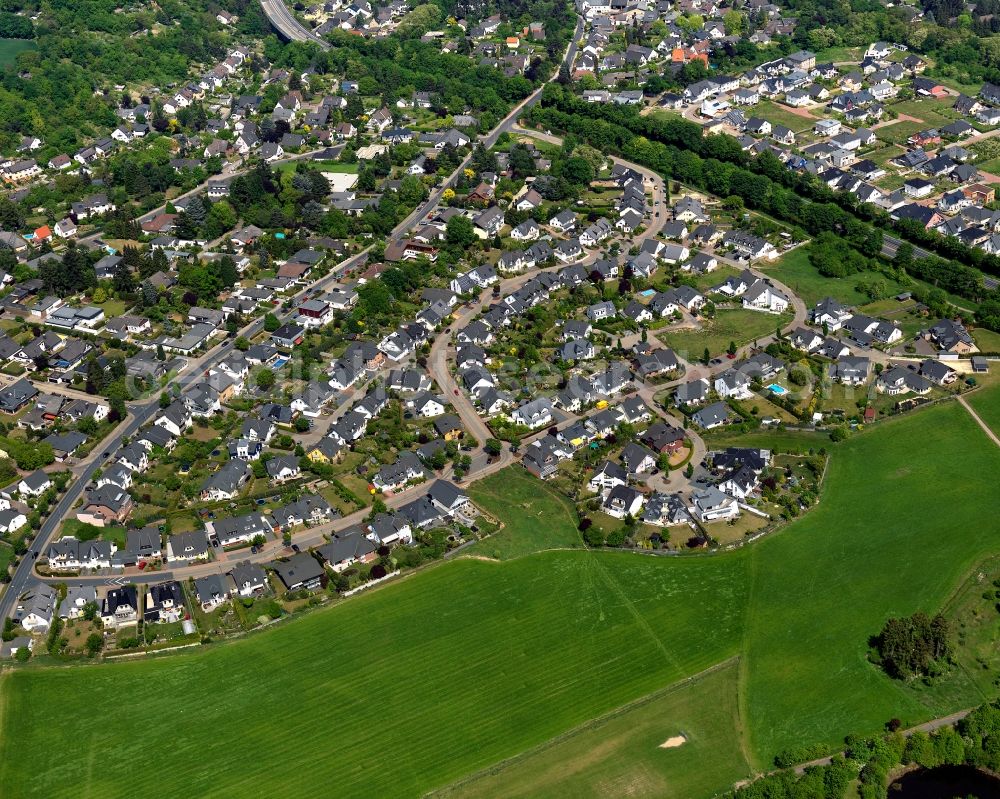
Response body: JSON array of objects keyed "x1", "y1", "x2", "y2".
[
  {"x1": 466, "y1": 467, "x2": 584, "y2": 559},
  {"x1": 967, "y1": 379, "x2": 1000, "y2": 437},
  {"x1": 437, "y1": 660, "x2": 751, "y2": 799},
  {"x1": 659, "y1": 308, "x2": 792, "y2": 359},
  {"x1": 0, "y1": 400, "x2": 997, "y2": 797}
]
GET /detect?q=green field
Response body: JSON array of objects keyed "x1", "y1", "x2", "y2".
[
  {"x1": 753, "y1": 101, "x2": 815, "y2": 134},
  {"x1": 1, "y1": 401, "x2": 998, "y2": 797},
  {"x1": 973, "y1": 327, "x2": 1000, "y2": 353},
  {"x1": 660, "y1": 308, "x2": 792, "y2": 359},
  {"x1": 467, "y1": 467, "x2": 583, "y2": 559},
  {"x1": 967, "y1": 380, "x2": 1000, "y2": 437},
  {"x1": 438, "y1": 660, "x2": 750, "y2": 799},
  {"x1": 0, "y1": 551, "x2": 750, "y2": 798},
  {"x1": 743, "y1": 401, "x2": 1000, "y2": 760},
  {"x1": 876, "y1": 120, "x2": 928, "y2": 145},
  {"x1": 0, "y1": 38, "x2": 35, "y2": 68},
  {"x1": 761, "y1": 247, "x2": 906, "y2": 307}
]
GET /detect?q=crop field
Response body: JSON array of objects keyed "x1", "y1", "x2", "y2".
[
  {"x1": 1, "y1": 401, "x2": 997, "y2": 798},
  {"x1": 743, "y1": 401, "x2": 1000, "y2": 761},
  {"x1": 437, "y1": 660, "x2": 750, "y2": 799},
  {"x1": 0, "y1": 551, "x2": 750, "y2": 798}
]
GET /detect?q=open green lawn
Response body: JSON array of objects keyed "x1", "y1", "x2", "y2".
[
  {"x1": 973, "y1": 327, "x2": 1000, "y2": 353},
  {"x1": 813, "y1": 46, "x2": 863, "y2": 63},
  {"x1": 743, "y1": 402, "x2": 1000, "y2": 761},
  {"x1": 875, "y1": 120, "x2": 927, "y2": 145},
  {"x1": 1, "y1": 402, "x2": 998, "y2": 798},
  {"x1": 0, "y1": 38, "x2": 35, "y2": 68},
  {"x1": 754, "y1": 101, "x2": 815, "y2": 134},
  {"x1": 437, "y1": 660, "x2": 750, "y2": 799},
  {"x1": 467, "y1": 467, "x2": 583, "y2": 559},
  {"x1": 888, "y1": 97, "x2": 960, "y2": 128},
  {"x1": 966, "y1": 380, "x2": 1000, "y2": 438},
  {"x1": 761, "y1": 247, "x2": 906, "y2": 307},
  {"x1": 660, "y1": 309, "x2": 792, "y2": 360}
]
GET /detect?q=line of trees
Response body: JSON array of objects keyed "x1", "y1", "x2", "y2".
[{"x1": 528, "y1": 85, "x2": 1000, "y2": 329}]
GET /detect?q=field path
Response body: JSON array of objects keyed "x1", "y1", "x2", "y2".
[
  {"x1": 958, "y1": 396, "x2": 1000, "y2": 447},
  {"x1": 788, "y1": 708, "x2": 975, "y2": 774},
  {"x1": 588, "y1": 553, "x2": 683, "y2": 673}
]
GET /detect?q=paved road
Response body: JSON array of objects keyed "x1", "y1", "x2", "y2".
[
  {"x1": 1, "y1": 15, "x2": 585, "y2": 612},
  {"x1": 259, "y1": 0, "x2": 330, "y2": 47},
  {"x1": 881, "y1": 233, "x2": 999, "y2": 291}
]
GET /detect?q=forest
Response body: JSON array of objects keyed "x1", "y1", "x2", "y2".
[{"x1": 0, "y1": 0, "x2": 262, "y2": 154}]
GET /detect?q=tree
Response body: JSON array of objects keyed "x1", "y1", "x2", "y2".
[
  {"x1": 85, "y1": 632, "x2": 104, "y2": 656},
  {"x1": 484, "y1": 438, "x2": 503, "y2": 457},
  {"x1": 156, "y1": 343, "x2": 166, "y2": 362},
  {"x1": 873, "y1": 612, "x2": 951, "y2": 680},
  {"x1": 82, "y1": 602, "x2": 98, "y2": 622},
  {"x1": 263, "y1": 313, "x2": 280, "y2": 332},
  {"x1": 703, "y1": 347, "x2": 711, "y2": 365},
  {"x1": 445, "y1": 214, "x2": 477, "y2": 251},
  {"x1": 256, "y1": 369, "x2": 276, "y2": 390},
  {"x1": 112, "y1": 262, "x2": 136, "y2": 295},
  {"x1": 159, "y1": 392, "x2": 171, "y2": 409}
]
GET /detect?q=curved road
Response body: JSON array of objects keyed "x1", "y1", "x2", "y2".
[
  {"x1": 0, "y1": 14, "x2": 585, "y2": 613},
  {"x1": 260, "y1": 0, "x2": 331, "y2": 48}
]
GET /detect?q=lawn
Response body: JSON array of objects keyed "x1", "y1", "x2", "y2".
[
  {"x1": 973, "y1": 327, "x2": 1000, "y2": 353},
  {"x1": 0, "y1": 541, "x2": 13, "y2": 575},
  {"x1": 466, "y1": 467, "x2": 584, "y2": 559},
  {"x1": 0, "y1": 550, "x2": 750, "y2": 799},
  {"x1": 660, "y1": 308, "x2": 793, "y2": 360},
  {"x1": 1, "y1": 402, "x2": 998, "y2": 798},
  {"x1": 0, "y1": 38, "x2": 35, "y2": 68},
  {"x1": 967, "y1": 380, "x2": 1000, "y2": 438},
  {"x1": 813, "y1": 45, "x2": 863, "y2": 63},
  {"x1": 875, "y1": 120, "x2": 927, "y2": 145},
  {"x1": 760, "y1": 247, "x2": 905, "y2": 308},
  {"x1": 436, "y1": 660, "x2": 750, "y2": 799},
  {"x1": 888, "y1": 97, "x2": 960, "y2": 128},
  {"x1": 754, "y1": 101, "x2": 815, "y2": 134}
]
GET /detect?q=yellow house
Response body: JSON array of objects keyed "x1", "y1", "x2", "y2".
[{"x1": 307, "y1": 439, "x2": 343, "y2": 464}]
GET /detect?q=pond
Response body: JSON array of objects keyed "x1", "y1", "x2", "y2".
[{"x1": 889, "y1": 765, "x2": 1000, "y2": 799}]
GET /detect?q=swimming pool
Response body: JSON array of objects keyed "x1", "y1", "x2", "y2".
[
  {"x1": 272, "y1": 357, "x2": 289, "y2": 369},
  {"x1": 640, "y1": 289, "x2": 656, "y2": 297},
  {"x1": 767, "y1": 383, "x2": 788, "y2": 396}
]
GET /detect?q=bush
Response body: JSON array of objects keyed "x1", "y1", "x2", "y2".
[{"x1": 582, "y1": 527, "x2": 604, "y2": 547}]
